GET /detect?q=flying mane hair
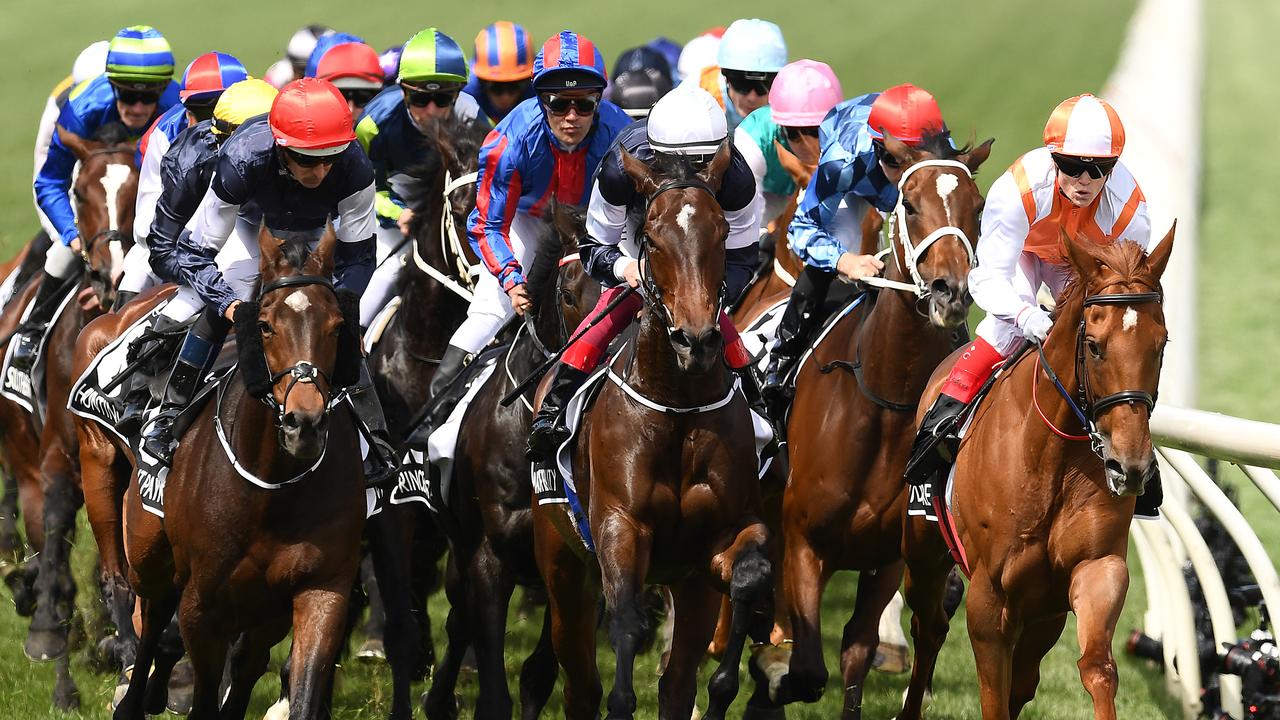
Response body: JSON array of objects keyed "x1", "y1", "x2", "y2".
[
  {"x1": 1052, "y1": 239, "x2": 1160, "y2": 321},
  {"x1": 92, "y1": 121, "x2": 131, "y2": 146},
  {"x1": 914, "y1": 129, "x2": 972, "y2": 161}
]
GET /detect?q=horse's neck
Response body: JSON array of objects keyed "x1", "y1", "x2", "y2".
[
  {"x1": 855, "y1": 267, "x2": 948, "y2": 397},
  {"x1": 628, "y1": 313, "x2": 729, "y2": 408}
]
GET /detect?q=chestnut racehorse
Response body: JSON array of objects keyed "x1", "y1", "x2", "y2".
[
  {"x1": 115, "y1": 225, "x2": 366, "y2": 719},
  {"x1": 768, "y1": 134, "x2": 992, "y2": 718},
  {"x1": 534, "y1": 144, "x2": 772, "y2": 720},
  {"x1": 899, "y1": 231, "x2": 1172, "y2": 720}
]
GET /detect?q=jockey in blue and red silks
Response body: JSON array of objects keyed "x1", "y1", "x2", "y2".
[{"x1": 426, "y1": 30, "x2": 633, "y2": 400}]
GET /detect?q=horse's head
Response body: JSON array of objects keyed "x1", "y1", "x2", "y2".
[
  {"x1": 1061, "y1": 225, "x2": 1173, "y2": 497},
  {"x1": 774, "y1": 139, "x2": 816, "y2": 190},
  {"x1": 880, "y1": 132, "x2": 993, "y2": 328},
  {"x1": 252, "y1": 224, "x2": 344, "y2": 460},
  {"x1": 423, "y1": 115, "x2": 489, "y2": 258},
  {"x1": 524, "y1": 201, "x2": 598, "y2": 348},
  {"x1": 622, "y1": 143, "x2": 731, "y2": 374},
  {"x1": 58, "y1": 124, "x2": 137, "y2": 307}
]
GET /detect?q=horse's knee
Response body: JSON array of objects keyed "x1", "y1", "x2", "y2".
[
  {"x1": 1077, "y1": 653, "x2": 1118, "y2": 699},
  {"x1": 731, "y1": 543, "x2": 772, "y2": 604}
]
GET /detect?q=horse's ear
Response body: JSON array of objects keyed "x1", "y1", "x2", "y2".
[
  {"x1": 773, "y1": 139, "x2": 812, "y2": 188},
  {"x1": 304, "y1": 222, "x2": 337, "y2": 277},
  {"x1": 621, "y1": 146, "x2": 659, "y2": 197},
  {"x1": 1145, "y1": 221, "x2": 1175, "y2": 281},
  {"x1": 880, "y1": 132, "x2": 916, "y2": 168},
  {"x1": 56, "y1": 126, "x2": 94, "y2": 163},
  {"x1": 958, "y1": 137, "x2": 995, "y2": 174},
  {"x1": 1061, "y1": 228, "x2": 1103, "y2": 280},
  {"x1": 696, "y1": 140, "x2": 733, "y2": 194},
  {"x1": 257, "y1": 223, "x2": 289, "y2": 280}
]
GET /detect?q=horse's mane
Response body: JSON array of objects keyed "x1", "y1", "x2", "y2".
[
  {"x1": 1052, "y1": 239, "x2": 1159, "y2": 320},
  {"x1": 92, "y1": 121, "x2": 131, "y2": 146},
  {"x1": 914, "y1": 129, "x2": 971, "y2": 161},
  {"x1": 278, "y1": 237, "x2": 313, "y2": 272},
  {"x1": 650, "y1": 151, "x2": 709, "y2": 182}
]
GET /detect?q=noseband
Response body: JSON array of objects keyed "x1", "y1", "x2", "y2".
[
  {"x1": 256, "y1": 274, "x2": 345, "y2": 427},
  {"x1": 637, "y1": 178, "x2": 727, "y2": 337},
  {"x1": 1036, "y1": 288, "x2": 1163, "y2": 457}
]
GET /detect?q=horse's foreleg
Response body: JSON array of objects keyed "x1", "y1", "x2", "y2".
[
  {"x1": 1069, "y1": 556, "x2": 1128, "y2": 720},
  {"x1": 779, "y1": 529, "x2": 830, "y2": 704},
  {"x1": 966, "y1": 569, "x2": 1017, "y2": 720},
  {"x1": 658, "y1": 579, "x2": 721, "y2": 720},
  {"x1": 287, "y1": 587, "x2": 350, "y2": 720},
  {"x1": 219, "y1": 621, "x2": 287, "y2": 720},
  {"x1": 466, "y1": 539, "x2": 516, "y2": 719},
  {"x1": 518, "y1": 601, "x2": 559, "y2": 720},
  {"x1": 366, "y1": 508, "x2": 417, "y2": 720},
  {"x1": 25, "y1": 461, "x2": 80, "y2": 667},
  {"x1": 177, "y1": 590, "x2": 229, "y2": 720},
  {"x1": 141, "y1": 613, "x2": 185, "y2": 715},
  {"x1": 1009, "y1": 613, "x2": 1068, "y2": 718},
  {"x1": 114, "y1": 590, "x2": 180, "y2": 720},
  {"x1": 423, "y1": 553, "x2": 469, "y2": 720},
  {"x1": 837, "y1": 561, "x2": 904, "y2": 720},
  {"x1": 897, "y1": 516, "x2": 956, "y2": 720},
  {"x1": 0, "y1": 465, "x2": 21, "y2": 565},
  {"x1": 599, "y1": 514, "x2": 652, "y2": 720},
  {"x1": 705, "y1": 524, "x2": 772, "y2": 720},
  {"x1": 536, "y1": 514, "x2": 601, "y2": 720}
]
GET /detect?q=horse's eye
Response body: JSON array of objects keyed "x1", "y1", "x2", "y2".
[
  {"x1": 258, "y1": 321, "x2": 273, "y2": 337},
  {"x1": 1086, "y1": 338, "x2": 1103, "y2": 360},
  {"x1": 560, "y1": 289, "x2": 576, "y2": 308},
  {"x1": 902, "y1": 198, "x2": 917, "y2": 215}
]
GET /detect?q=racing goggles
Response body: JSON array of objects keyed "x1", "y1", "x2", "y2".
[
  {"x1": 283, "y1": 148, "x2": 339, "y2": 168},
  {"x1": 872, "y1": 138, "x2": 904, "y2": 170},
  {"x1": 484, "y1": 79, "x2": 530, "y2": 96},
  {"x1": 403, "y1": 88, "x2": 459, "y2": 108},
  {"x1": 540, "y1": 92, "x2": 600, "y2": 117},
  {"x1": 723, "y1": 70, "x2": 776, "y2": 96},
  {"x1": 1051, "y1": 153, "x2": 1117, "y2": 180},
  {"x1": 340, "y1": 87, "x2": 380, "y2": 108},
  {"x1": 115, "y1": 87, "x2": 163, "y2": 106},
  {"x1": 784, "y1": 126, "x2": 820, "y2": 142}
]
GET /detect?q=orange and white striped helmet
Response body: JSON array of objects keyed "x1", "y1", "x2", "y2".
[{"x1": 1042, "y1": 93, "x2": 1125, "y2": 158}]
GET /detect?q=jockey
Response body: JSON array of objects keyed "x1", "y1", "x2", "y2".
[
  {"x1": 760, "y1": 84, "x2": 948, "y2": 416},
  {"x1": 676, "y1": 27, "x2": 724, "y2": 84},
  {"x1": 354, "y1": 28, "x2": 482, "y2": 328},
  {"x1": 305, "y1": 32, "x2": 364, "y2": 78},
  {"x1": 462, "y1": 21, "x2": 536, "y2": 126},
  {"x1": 525, "y1": 86, "x2": 762, "y2": 473},
  {"x1": 115, "y1": 78, "x2": 280, "y2": 434},
  {"x1": 734, "y1": 59, "x2": 842, "y2": 228},
  {"x1": 264, "y1": 24, "x2": 331, "y2": 88},
  {"x1": 904, "y1": 93, "x2": 1158, "y2": 516},
  {"x1": 645, "y1": 37, "x2": 682, "y2": 84},
  {"x1": 316, "y1": 41, "x2": 386, "y2": 121},
  {"x1": 379, "y1": 45, "x2": 403, "y2": 86},
  {"x1": 18, "y1": 26, "x2": 179, "y2": 373},
  {"x1": 607, "y1": 46, "x2": 674, "y2": 118},
  {"x1": 425, "y1": 31, "x2": 632, "y2": 402},
  {"x1": 123, "y1": 51, "x2": 250, "y2": 309},
  {"x1": 138, "y1": 78, "x2": 396, "y2": 484},
  {"x1": 680, "y1": 19, "x2": 786, "y2": 131}
]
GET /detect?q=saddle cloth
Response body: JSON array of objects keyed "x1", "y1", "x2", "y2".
[
  {"x1": 362, "y1": 295, "x2": 401, "y2": 354},
  {"x1": 0, "y1": 279, "x2": 79, "y2": 418}
]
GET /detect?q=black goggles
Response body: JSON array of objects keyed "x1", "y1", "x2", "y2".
[
  {"x1": 784, "y1": 126, "x2": 820, "y2": 142},
  {"x1": 116, "y1": 88, "x2": 162, "y2": 106},
  {"x1": 723, "y1": 70, "x2": 776, "y2": 96},
  {"x1": 283, "y1": 148, "x2": 339, "y2": 167},
  {"x1": 403, "y1": 87, "x2": 459, "y2": 108},
  {"x1": 484, "y1": 79, "x2": 530, "y2": 96},
  {"x1": 540, "y1": 92, "x2": 600, "y2": 116},
  {"x1": 872, "y1": 138, "x2": 904, "y2": 169},
  {"x1": 339, "y1": 88, "x2": 379, "y2": 107},
  {"x1": 1051, "y1": 153, "x2": 1117, "y2": 180}
]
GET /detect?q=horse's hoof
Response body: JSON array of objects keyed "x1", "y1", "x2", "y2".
[
  {"x1": 750, "y1": 644, "x2": 792, "y2": 704},
  {"x1": 419, "y1": 689, "x2": 459, "y2": 720},
  {"x1": 167, "y1": 659, "x2": 194, "y2": 714},
  {"x1": 92, "y1": 634, "x2": 120, "y2": 671},
  {"x1": 742, "y1": 702, "x2": 786, "y2": 720},
  {"x1": 356, "y1": 637, "x2": 387, "y2": 662},
  {"x1": 5, "y1": 568, "x2": 36, "y2": 616},
  {"x1": 24, "y1": 627, "x2": 68, "y2": 662},
  {"x1": 263, "y1": 697, "x2": 290, "y2": 720},
  {"x1": 872, "y1": 641, "x2": 910, "y2": 674},
  {"x1": 53, "y1": 674, "x2": 80, "y2": 711}
]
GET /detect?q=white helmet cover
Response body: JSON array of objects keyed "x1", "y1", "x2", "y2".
[
  {"x1": 72, "y1": 40, "x2": 110, "y2": 85},
  {"x1": 647, "y1": 87, "x2": 727, "y2": 155}
]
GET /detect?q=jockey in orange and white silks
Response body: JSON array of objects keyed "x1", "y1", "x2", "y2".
[{"x1": 905, "y1": 93, "x2": 1161, "y2": 517}]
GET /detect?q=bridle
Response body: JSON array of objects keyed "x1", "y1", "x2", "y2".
[
  {"x1": 255, "y1": 274, "x2": 346, "y2": 427},
  {"x1": 861, "y1": 159, "x2": 976, "y2": 298},
  {"x1": 412, "y1": 167, "x2": 479, "y2": 301},
  {"x1": 636, "y1": 178, "x2": 727, "y2": 337},
  {"x1": 1035, "y1": 287, "x2": 1163, "y2": 458}
]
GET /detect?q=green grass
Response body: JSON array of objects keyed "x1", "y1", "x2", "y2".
[{"x1": 0, "y1": 0, "x2": 1255, "y2": 717}]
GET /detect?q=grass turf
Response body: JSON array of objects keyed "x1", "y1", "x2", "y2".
[{"x1": 1, "y1": 0, "x2": 1259, "y2": 717}]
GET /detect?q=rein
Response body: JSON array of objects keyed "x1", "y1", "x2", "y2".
[
  {"x1": 636, "y1": 178, "x2": 728, "y2": 337},
  {"x1": 410, "y1": 168, "x2": 480, "y2": 302},
  {"x1": 255, "y1": 274, "x2": 345, "y2": 429},
  {"x1": 1032, "y1": 289, "x2": 1162, "y2": 457}
]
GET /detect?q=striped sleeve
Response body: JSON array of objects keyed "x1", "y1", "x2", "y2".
[
  {"x1": 788, "y1": 156, "x2": 852, "y2": 271},
  {"x1": 466, "y1": 129, "x2": 525, "y2": 290}
]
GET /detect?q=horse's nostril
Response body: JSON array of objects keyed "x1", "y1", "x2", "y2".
[
  {"x1": 930, "y1": 279, "x2": 953, "y2": 300},
  {"x1": 671, "y1": 330, "x2": 692, "y2": 349},
  {"x1": 282, "y1": 412, "x2": 300, "y2": 430}
]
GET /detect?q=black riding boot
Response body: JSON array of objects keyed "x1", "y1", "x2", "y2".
[
  {"x1": 1133, "y1": 465, "x2": 1163, "y2": 520},
  {"x1": 902, "y1": 395, "x2": 968, "y2": 488},
  {"x1": 10, "y1": 269, "x2": 74, "y2": 373},
  {"x1": 761, "y1": 266, "x2": 834, "y2": 422},
  {"x1": 526, "y1": 364, "x2": 589, "y2": 463},
  {"x1": 111, "y1": 290, "x2": 138, "y2": 313},
  {"x1": 141, "y1": 308, "x2": 229, "y2": 464},
  {"x1": 348, "y1": 359, "x2": 400, "y2": 487},
  {"x1": 428, "y1": 345, "x2": 470, "y2": 400},
  {"x1": 115, "y1": 315, "x2": 186, "y2": 436}
]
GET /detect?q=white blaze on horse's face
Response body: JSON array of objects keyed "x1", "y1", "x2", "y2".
[
  {"x1": 676, "y1": 204, "x2": 695, "y2": 234},
  {"x1": 1122, "y1": 307, "x2": 1138, "y2": 331},
  {"x1": 935, "y1": 173, "x2": 959, "y2": 225},
  {"x1": 101, "y1": 163, "x2": 131, "y2": 232},
  {"x1": 285, "y1": 290, "x2": 312, "y2": 314},
  {"x1": 108, "y1": 238, "x2": 125, "y2": 283}
]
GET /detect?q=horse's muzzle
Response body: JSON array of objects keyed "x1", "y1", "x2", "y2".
[
  {"x1": 670, "y1": 324, "x2": 722, "y2": 374},
  {"x1": 928, "y1": 279, "x2": 970, "y2": 329},
  {"x1": 279, "y1": 408, "x2": 329, "y2": 461},
  {"x1": 1103, "y1": 454, "x2": 1157, "y2": 497}
]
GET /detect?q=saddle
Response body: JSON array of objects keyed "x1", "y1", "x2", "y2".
[{"x1": 0, "y1": 277, "x2": 79, "y2": 419}]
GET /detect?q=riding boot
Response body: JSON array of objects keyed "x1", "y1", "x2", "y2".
[
  {"x1": 903, "y1": 338, "x2": 1005, "y2": 488},
  {"x1": 348, "y1": 359, "x2": 400, "y2": 488},
  {"x1": 111, "y1": 290, "x2": 138, "y2": 313},
  {"x1": 141, "y1": 308, "x2": 229, "y2": 464},
  {"x1": 1133, "y1": 465, "x2": 1163, "y2": 520},
  {"x1": 422, "y1": 344, "x2": 472, "y2": 430},
  {"x1": 526, "y1": 363, "x2": 589, "y2": 505},
  {"x1": 10, "y1": 269, "x2": 75, "y2": 373},
  {"x1": 115, "y1": 315, "x2": 185, "y2": 436},
  {"x1": 761, "y1": 265, "x2": 834, "y2": 422}
]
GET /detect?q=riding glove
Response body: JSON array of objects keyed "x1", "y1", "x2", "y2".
[{"x1": 1017, "y1": 306, "x2": 1053, "y2": 344}]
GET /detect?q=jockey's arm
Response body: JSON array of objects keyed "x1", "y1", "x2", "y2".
[
  {"x1": 967, "y1": 172, "x2": 1036, "y2": 324},
  {"x1": 33, "y1": 112, "x2": 87, "y2": 246},
  {"x1": 133, "y1": 130, "x2": 169, "y2": 247},
  {"x1": 148, "y1": 141, "x2": 216, "y2": 283},
  {"x1": 332, "y1": 183, "x2": 378, "y2": 295},
  {"x1": 583, "y1": 175, "x2": 631, "y2": 287},
  {"x1": 467, "y1": 130, "x2": 526, "y2": 291},
  {"x1": 720, "y1": 155, "x2": 762, "y2": 301},
  {"x1": 355, "y1": 114, "x2": 409, "y2": 228},
  {"x1": 178, "y1": 170, "x2": 245, "y2": 318},
  {"x1": 32, "y1": 95, "x2": 62, "y2": 240},
  {"x1": 788, "y1": 157, "x2": 852, "y2": 272}
]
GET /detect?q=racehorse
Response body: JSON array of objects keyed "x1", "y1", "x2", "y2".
[
  {"x1": 534, "y1": 144, "x2": 772, "y2": 720},
  {"x1": 767, "y1": 133, "x2": 992, "y2": 718},
  {"x1": 11, "y1": 122, "x2": 137, "y2": 710},
  {"x1": 422, "y1": 201, "x2": 600, "y2": 719},
  {"x1": 898, "y1": 230, "x2": 1172, "y2": 720},
  {"x1": 114, "y1": 224, "x2": 366, "y2": 719}
]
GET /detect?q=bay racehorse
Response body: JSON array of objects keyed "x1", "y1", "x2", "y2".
[
  {"x1": 115, "y1": 224, "x2": 366, "y2": 719},
  {"x1": 424, "y1": 201, "x2": 600, "y2": 719},
  {"x1": 899, "y1": 229, "x2": 1172, "y2": 720},
  {"x1": 534, "y1": 144, "x2": 772, "y2": 720},
  {"x1": 767, "y1": 133, "x2": 992, "y2": 718},
  {"x1": 14, "y1": 122, "x2": 137, "y2": 709}
]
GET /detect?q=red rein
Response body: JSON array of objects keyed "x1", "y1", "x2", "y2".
[{"x1": 1032, "y1": 353, "x2": 1090, "y2": 441}]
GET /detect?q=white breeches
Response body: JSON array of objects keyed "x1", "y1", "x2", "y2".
[
  {"x1": 358, "y1": 223, "x2": 410, "y2": 328},
  {"x1": 160, "y1": 216, "x2": 263, "y2": 323},
  {"x1": 447, "y1": 213, "x2": 541, "y2": 354},
  {"x1": 117, "y1": 243, "x2": 162, "y2": 295}
]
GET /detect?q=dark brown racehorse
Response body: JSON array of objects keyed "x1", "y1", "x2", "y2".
[
  {"x1": 899, "y1": 230, "x2": 1172, "y2": 720},
  {"x1": 534, "y1": 144, "x2": 772, "y2": 720},
  {"x1": 115, "y1": 224, "x2": 366, "y2": 720},
  {"x1": 423, "y1": 201, "x2": 600, "y2": 719},
  {"x1": 766, "y1": 134, "x2": 992, "y2": 718},
  {"x1": 12, "y1": 123, "x2": 137, "y2": 709}
]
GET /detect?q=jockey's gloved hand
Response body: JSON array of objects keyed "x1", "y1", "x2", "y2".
[{"x1": 1017, "y1": 306, "x2": 1054, "y2": 344}]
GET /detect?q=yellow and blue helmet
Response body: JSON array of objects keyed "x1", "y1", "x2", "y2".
[{"x1": 105, "y1": 26, "x2": 174, "y2": 87}]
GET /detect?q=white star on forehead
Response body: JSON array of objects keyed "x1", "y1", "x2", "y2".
[
  {"x1": 676, "y1": 204, "x2": 695, "y2": 233},
  {"x1": 1122, "y1": 307, "x2": 1138, "y2": 331},
  {"x1": 936, "y1": 173, "x2": 959, "y2": 224},
  {"x1": 285, "y1": 290, "x2": 311, "y2": 313}
]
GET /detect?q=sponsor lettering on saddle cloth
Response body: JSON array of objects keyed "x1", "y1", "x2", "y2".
[
  {"x1": 738, "y1": 298, "x2": 788, "y2": 377},
  {"x1": 545, "y1": 339, "x2": 778, "y2": 556},
  {"x1": 0, "y1": 279, "x2": 79, "y2": 419}
]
